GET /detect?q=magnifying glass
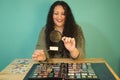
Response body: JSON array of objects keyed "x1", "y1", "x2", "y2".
[
  {"x1": 49, "y1": 30, "x2": 62, "y2": 51},
  {"x1": 50, "y1": 30, "x2": 62, "y2": 43}
]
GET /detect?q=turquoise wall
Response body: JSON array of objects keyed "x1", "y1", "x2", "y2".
[{"x1": 0, "y1": 0, "x2": 120, "y2": 77}]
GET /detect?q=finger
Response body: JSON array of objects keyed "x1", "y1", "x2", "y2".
[
  {"x1": 38, "y1": 50, "x2": 44, "y2": 55},
  {"x1": 67, "y1": 37, "x2": 71, "y2": 42},
  {"x1": 34, "y1": 52, "x2": 40, "y2": 56},
  {"x1": 32, "y1": 54, "x2": 36, "y2": 58},
  {"x1": 34, "y1": 50, "x2": 44, "y2": 56},
  {"x1": 32, "y1": 57, "x2": 37, "y2": 61},
  {"x1": 35, "y1": 49, "x2": 43, "y2": 53},
  {"x1": 71, "y1": 38, "x2": 75, "y2": 44},
  {"x1": 62, "y1": 37, "x2": 69, "y2": 42},
  {"x1": 37, "y1": 57, "x2": 43, "y2": 61},
  {"x1": 70, "y1": 38, "x2": 74, "y2": 42},
  {"x1": 62, "y1": 36, "x2": 66, "y2": 41},
  {"x1": 65, "y1": 37, "x2": 72, "y2": 43}
]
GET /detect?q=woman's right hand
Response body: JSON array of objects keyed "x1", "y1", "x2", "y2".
[{"x1": 32, "y1": 50, "x2": 46, "y2": 61}]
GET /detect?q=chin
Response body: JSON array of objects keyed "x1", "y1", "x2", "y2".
[{"x1": 56, "y1": 24, "x2": 64, "y2": 27}]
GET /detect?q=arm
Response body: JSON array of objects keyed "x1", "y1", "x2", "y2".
[
  {"x1": 62, "y1": 26, "x2": 85, "y2": 59},
  {"x1": 75, "y1": 26, "x2": 85, "y2": 59},
  {"x1": 76, "y1": 37, "x2": 85, "y2": 58},
  {"x1": 32, "y1": 27, "x2": 49, "y2": 61}
]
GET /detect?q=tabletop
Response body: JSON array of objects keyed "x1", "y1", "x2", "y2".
[{"x1": 0, "y1": 58, "x2": 119, "y2": 80}]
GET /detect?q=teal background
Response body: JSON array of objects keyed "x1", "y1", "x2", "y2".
[{"x1": 0, "y1": 0, "x2": 120, "y2": 77}]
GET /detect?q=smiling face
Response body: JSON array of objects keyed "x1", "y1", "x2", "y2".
[{"x1": 53, "y1": 5, "x2": 66, "y2": 28}]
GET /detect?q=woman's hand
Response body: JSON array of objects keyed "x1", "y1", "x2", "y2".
[
  {"x1": 62, "y1": 36, "x2": 76, "y2": 52},
  {"x1": 62, "y1": 36, "x2": 80, "y2": 59},
  {"x1": 32, "y1": 50, "x2": 46, "y2": 61}
]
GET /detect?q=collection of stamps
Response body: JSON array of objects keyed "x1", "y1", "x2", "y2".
[
  {"x1": 10, "y1": 59, "x2": 32, "y2": 74},
  {"x1": 28, "y1": 63, "x2": 99, "y2": 80},
  {"x1": 8, "y1": 59, "x2": 99, "y2": 79}
]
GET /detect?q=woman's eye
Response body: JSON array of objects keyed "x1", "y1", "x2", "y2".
[
  {"x1": 54, "y1": 12, "x2": 65, "y2": 16},
  {"x1": 62, "y1": 13, "x2": 65, "y2": 15},
  {"x1": 54, "y1": 13, "x2": 58, "y2": 15}
]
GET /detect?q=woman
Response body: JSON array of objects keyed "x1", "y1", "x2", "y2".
[{"x1": 32, "y1": 1, "x2": 85, "y2": 61}]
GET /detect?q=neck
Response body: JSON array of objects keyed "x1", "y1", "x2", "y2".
[{"x1": 54, "y1": 26, "x2": 64, "y2": 34}]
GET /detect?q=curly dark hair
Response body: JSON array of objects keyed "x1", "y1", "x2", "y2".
[{"x1": 45, "y1": 1, "x2": 84, "y2": 57}]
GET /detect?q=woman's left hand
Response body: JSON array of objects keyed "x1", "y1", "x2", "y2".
[{"x1": 62, "y1": 36, "x2": 76, "y2": 52}]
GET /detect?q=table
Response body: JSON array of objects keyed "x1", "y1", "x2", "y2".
[{"x1": 0, "y1": 58, "x2": 119, "y2": 80}]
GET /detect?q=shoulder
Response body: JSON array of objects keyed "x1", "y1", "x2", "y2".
[
  {"x1": 41, "y1": 26, "x2": 46, "y2": 31},
  {"x1": 40, "y1": 26, "x2": 47, "y2": 34},
  {"x1": 76, "y1": 24, "x2": 82, "y2": 30},
  {"x1": 75, "y1": 24, "x2": 83, "y2": 34}
]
